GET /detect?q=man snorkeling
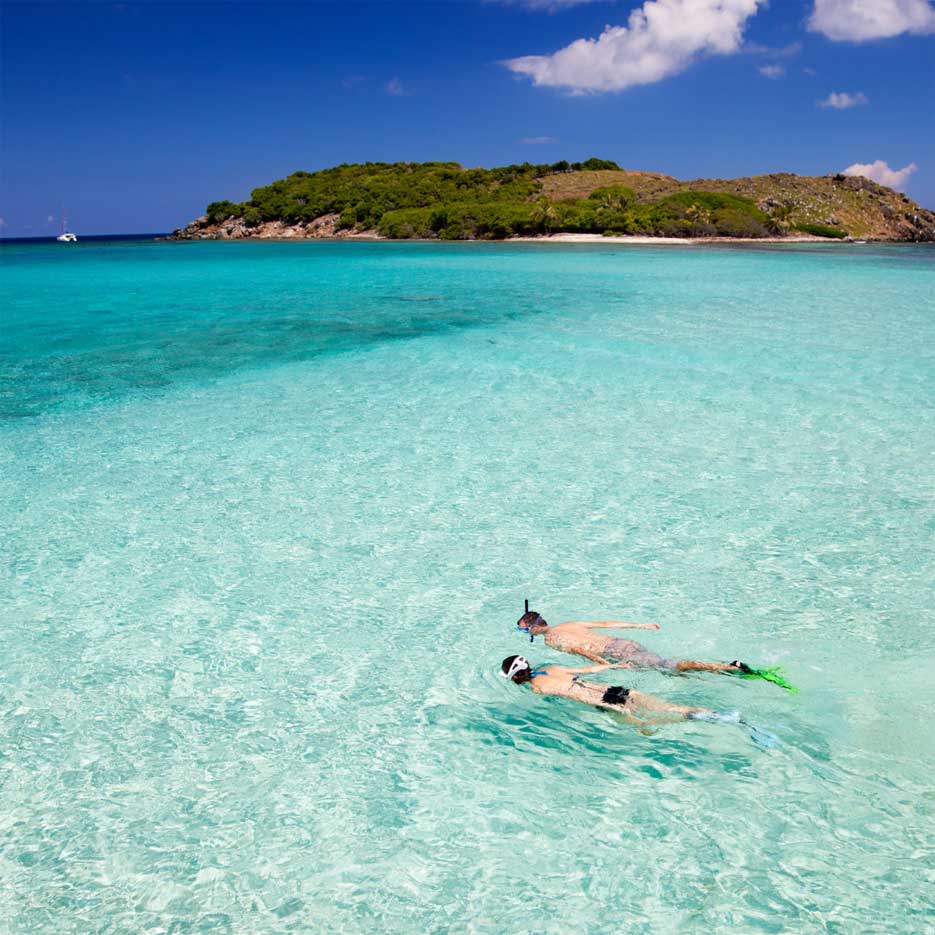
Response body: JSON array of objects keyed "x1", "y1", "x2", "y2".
[
  {"x1": 516, "y1": 604, "x2": 740, "y2": 672},
  {"x1": 515, "y1": 602, "x2": 797, "y2": 692},
  {"x1": 500, "y1": 655, "x2": 777, "y2": 746}
]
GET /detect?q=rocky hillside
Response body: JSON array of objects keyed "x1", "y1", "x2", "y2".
[
  {"x1": 172, "y1": 161, "x2": 935, "y2": 242},
  {"x1": 541, "y1": 169, "x2": 935, "y2": 241}
]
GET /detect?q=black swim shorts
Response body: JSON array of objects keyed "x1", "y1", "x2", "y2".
[{"x1": 601, "y1": 686, "x2": 630, "y2": 705}]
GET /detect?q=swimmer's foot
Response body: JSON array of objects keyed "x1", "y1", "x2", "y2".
[
  {"x1": 689, "y1": 709, "x2": 741, "y2": 725},
  {"x1": 748, "y1": 726, "x2": 779, "y2": 749},
  {"x1": 730, "y1": 662, "x2": 799, "y2": 694},
  {"x1": 689, "y1": 710, "x2": 779, "y2": 748}
]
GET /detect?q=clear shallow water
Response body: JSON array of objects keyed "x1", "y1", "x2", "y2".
[{"x1": 2, "y1": 239, "x2": 934, "y2": 934}]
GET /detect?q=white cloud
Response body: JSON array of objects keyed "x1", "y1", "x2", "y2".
[
  {"x1": 385, "y1": 77, "x2": 409, "y2": 96},
  {"x1": 818, "y1": 90, "x2": 869, "y2": 108},
  {"x1": 842, "y1": 159, "x2": 917, "y2": 189},
  {"x1": 745, "y1": 40, "x2": 802, "y2": 58},
  {"x1": 504, "y1": 0, "x2": 766, "y2": 93},
  {"x1": 758, "y1": 64, "x2": 785, "y2": 78},
  {"x1": 47, "y1": 215, "x2": 55, "y2": 224},
  {"x1": 520, "y1": 136, "x2": 559, "y2": 144},
  {"x1": 0, "y1": 217, "x2": 6, "y2": 229},
  {"x1": 809, "y1": 0, "x2": 935, "y2": 41}
]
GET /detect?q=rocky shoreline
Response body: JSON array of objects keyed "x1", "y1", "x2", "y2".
[
  {"x1": 170, "y1": 213, "x2": 382, "y2": 241},
  {"x1": 167, "y1": 218, "x2": 926, "y2": 245}
]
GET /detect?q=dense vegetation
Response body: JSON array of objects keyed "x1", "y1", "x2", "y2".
[
  {"x1": 376, "y1": 186, "x2": 777, "y2": 239},
  {"x1": 206, "y1": 159, "x2": 620, "y2": 228},
  {"x1": 202, "y1": 159, "x2": 792, "y2": 240},
  {"x1": 793, "y1": 222, "x2": 847, "y2": 239}
]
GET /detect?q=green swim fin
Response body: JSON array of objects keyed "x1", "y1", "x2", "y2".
[{"x1": 741, "y1": 665, "x2": 799, "y2": 695}]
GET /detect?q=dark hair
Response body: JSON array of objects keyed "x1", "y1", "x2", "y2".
[
  {"x1": 517, "y1": 611, "x2": 547, "y2": 630},
  {"x1": 501, "y1": 655, "x2": 532, "y2": 684}
]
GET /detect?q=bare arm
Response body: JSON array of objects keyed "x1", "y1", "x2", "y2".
[
  {"x1": 551, "y1": 662, "x2": 632, "y2": 676},
  {"x1": 566, "y1": 620, "x2": 660, "y2": 632},
  {"x1": 577, "y1": 648, "x2": 612, "y2": 664}
]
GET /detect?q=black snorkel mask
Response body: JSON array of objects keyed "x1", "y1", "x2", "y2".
[{"x1": 517, "y1": 599, "x2": 544, "y2": 643}]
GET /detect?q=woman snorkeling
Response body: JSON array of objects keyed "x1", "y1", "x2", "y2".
[{"x1": 500, "y1": 655, "x2": 777, "y2": 746}]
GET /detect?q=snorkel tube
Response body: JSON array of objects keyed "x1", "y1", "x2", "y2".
[
  {"x1": 517, "y1": 599, "x2": 541, "y2": 643},
  {"x1": 516, "y1": 599, "x2": 532, "y2": 642}
]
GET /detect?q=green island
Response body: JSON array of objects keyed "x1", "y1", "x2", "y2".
[{"x1": 173, "y1": 159, "x2": 935, "y2": 242}]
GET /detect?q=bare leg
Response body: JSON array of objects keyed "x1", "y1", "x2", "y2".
[
  {"x1": 675, "y1": 660, "x2": 740, "y2": 673},
  {"x1": 624, "y1": 690, "x2": 710, "y2": 723},
  {"x1": 631, "y1": 712, "x2": 707, "y2": 726},
  {"x1": 603, "y1": 647, "x2": 737, "y2": 674},
  {"x1": 599, "y1": 707, "x2": 688, "y2": 728},
  {"x1": 615, "y1": 690, "x2": 779, "y2": 747}
]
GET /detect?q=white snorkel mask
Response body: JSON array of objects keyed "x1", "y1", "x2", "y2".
[{"x1": 501, "y1": 656, "x2": 531, "y2": 681}]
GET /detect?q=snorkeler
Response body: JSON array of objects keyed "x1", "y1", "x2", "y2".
[
  {"x1": 514, "y1": 602, "x2": 797, "y2": 692},
  {"x1": 500, "y1": 654, "x2": 708, "y2": 725},
  {"x1": 515, "y1": 603, "x2": 742, "y2": 673},
  {"x1": 500, "y1": 655, "x2": 777, "y2": 746}
]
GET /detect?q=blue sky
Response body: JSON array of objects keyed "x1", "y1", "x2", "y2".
[{"x1": 2, "y1": 0, "x2": 934, "y2": 236}]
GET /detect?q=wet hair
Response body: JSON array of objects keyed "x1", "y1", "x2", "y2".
[
  {"x1": 517, "y1": 611, "x2": 547, "y2": 630},
  {"x1": 501, "y1": 655, "x2": 533, "y2": 684}
]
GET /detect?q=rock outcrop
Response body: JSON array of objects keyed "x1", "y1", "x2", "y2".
[{"x1": 171, "y1": 213, "x2": 380, "y2": 241}]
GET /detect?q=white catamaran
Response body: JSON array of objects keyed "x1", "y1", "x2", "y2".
[{"x1": 56, "y1": 210, "x2": 77, "y2": 242}]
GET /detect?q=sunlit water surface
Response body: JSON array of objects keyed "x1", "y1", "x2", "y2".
[{"x1": 2, "y1": 239, "x2": 934, "y2": 934}]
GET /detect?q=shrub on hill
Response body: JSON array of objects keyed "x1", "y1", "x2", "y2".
[
  {"x1": 576, "y1": 158, "x2": 621, "y2": 171},
  {"x1": 794, "y1": 222, "x2": 847, "y2": 239},
  {"x1": 588, "y1": 185, "x2": 638, "y2": 210},
  {"x1": 378, "y1": 207, "x2": 434, "y2": 239},
  {"x1": 206, "y1": 200, "x2": 243, "y2": 223},
  {"x1": 379, "y1": 202, "x2": 540, "y2": 240},
  {"x1": 649, "y1": 191, "x2": 775, "y2": 237}
]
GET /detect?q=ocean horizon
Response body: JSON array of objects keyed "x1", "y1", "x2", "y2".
[
  {"x1": 2, "y1": 238, "x2": 934, "y2": 934},
  {"x1": 0, "y1": 233, "x2": 170, "y2": 245}
]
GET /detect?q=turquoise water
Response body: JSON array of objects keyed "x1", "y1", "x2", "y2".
[{"x1": 2, "y1": 239, "x2": 934, "y2": 934}]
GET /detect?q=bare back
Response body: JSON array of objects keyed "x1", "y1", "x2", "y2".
[
  {"x1": 544, "y1": 623, "x2": 608, "y2": 657},
  {"x1": 542, "y1": 622, "x2": 678, "y2": 670},
  {"x1": 528, "y1": 667, "x2": 609, "y2": 706},
  {"x1": 544, "y1": 623, "x2": 634, "y2": 663},
  {"x1": 528, "y1": 666, "x2": 705, "y2": 724}
]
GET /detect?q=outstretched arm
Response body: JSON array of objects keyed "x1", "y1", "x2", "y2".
[
  {"x1": 577, "y1": 648, "x2": 612, "y2": 664},
  {"x1": 552, "y1": 662, "x2": 632, "y2": 676},
  {"x1": 566, "y1": 620, "x2": 660, "y2": 632}
]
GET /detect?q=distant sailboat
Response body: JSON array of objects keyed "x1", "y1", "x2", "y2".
[{"x1": 56, "y1": 209, "x2": 77, "y2": 242}]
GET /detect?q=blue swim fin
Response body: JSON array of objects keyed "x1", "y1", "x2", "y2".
[
  {"x1": 747, "y1": 725, "x2": 779, "y2": 749},
  {"x1": 689, "y1": 710, "x2": 779, "y2": 748}
]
